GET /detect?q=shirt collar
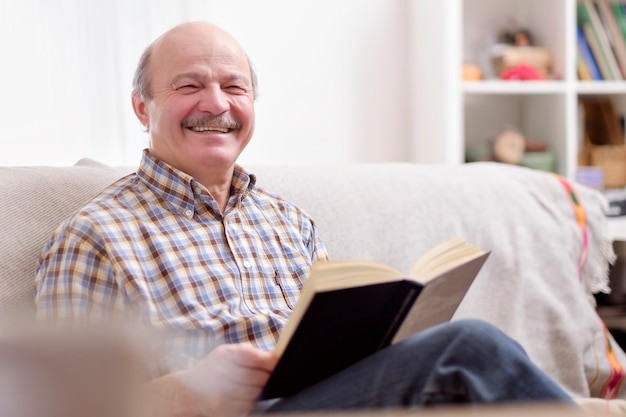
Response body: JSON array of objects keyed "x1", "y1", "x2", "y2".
[{"x1": 136, "y1": 150, "x2": 256, "y2": 216}]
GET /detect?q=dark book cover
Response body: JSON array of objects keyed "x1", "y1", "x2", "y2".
[{"x1": 259, "y1": 280, "x2": 422, "y2": 400}]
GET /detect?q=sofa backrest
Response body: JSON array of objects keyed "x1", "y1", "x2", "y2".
[{"x1": 0, "y1": 160, "x2": 613, "y2": 313}]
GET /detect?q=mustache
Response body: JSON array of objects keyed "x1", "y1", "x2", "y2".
[{"x1": 181, "y1": 115, "x2": 241, "y2": 130}]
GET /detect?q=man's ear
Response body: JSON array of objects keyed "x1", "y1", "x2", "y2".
[{"x1": 131, "y1": 92, "x2": 149, "y2": 130}]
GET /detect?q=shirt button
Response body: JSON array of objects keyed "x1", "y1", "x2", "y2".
[
  {"x1": 243, "y1": 261, "x2": 251, "y2": 269},
  {"x1": 184, "y1": 209, "x2": 193, "y2": 217}
]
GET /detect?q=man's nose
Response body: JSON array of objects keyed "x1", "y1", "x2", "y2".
[{"x1": 197, "y1": 86, "x2": 229, "y2": 115}]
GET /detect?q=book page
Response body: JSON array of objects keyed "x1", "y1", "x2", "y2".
[
  {"x1": 392, "y1": 251, "x2": 489, "y2": 344},
  {"x1": 409, "y1": 237, "x2": 484, "y2": 284},
  {"x1": 309, "y1": 260, "x2": 404, "y2": 291}
]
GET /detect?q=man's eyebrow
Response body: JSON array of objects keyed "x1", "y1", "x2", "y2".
[
  {"x1": 171, "y1": 71, "x2": 250, "y2": 86},
  {"x1": 171, "y1": 72, "x2": 203, "y2": 84},
  {"x1": 222, "y1": 73, "x2": 249, "y2": 85}
]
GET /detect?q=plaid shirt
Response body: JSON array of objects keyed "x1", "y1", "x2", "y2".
[{"x1": 35, "y1": 150, "x2": 327, "y2": 369}]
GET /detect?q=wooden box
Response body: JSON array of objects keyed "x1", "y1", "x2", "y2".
[
  {"x1": 492, "y1": 46, "x2": 552, "y2": 78},
  {"x1": 579, "y1": 144, "x2": 626, "y2": 189},
  {"x1": 590, "y1": 145, "x2": 626, "y2": 189}
]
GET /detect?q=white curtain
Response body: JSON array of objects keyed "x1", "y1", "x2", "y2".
[
  {"x1": 0, "y1": 0, "x2": 412, "y2": 167},
  {"x1": 0, "y1": 0, "x2": 211, "y2": 166}
]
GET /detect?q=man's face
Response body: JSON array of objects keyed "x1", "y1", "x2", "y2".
[{"x1": 133, "y1": 24, "x2": 255, "y2": 177}]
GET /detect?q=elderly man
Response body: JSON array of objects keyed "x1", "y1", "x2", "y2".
[{"x1": 35, "y1": 21, "x2": 573, "y2": 417}]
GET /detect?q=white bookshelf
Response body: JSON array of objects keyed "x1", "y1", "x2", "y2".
[{"x1": 409, "y1": 0, "x2": 626, "y2": 181}]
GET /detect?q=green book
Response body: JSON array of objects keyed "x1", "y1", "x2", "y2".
[
  {"x1": 612, "y1": 2, "x2": 626, "y2": 42},
  {"x1": 578, "y1": 2, "x2": 617, "y2": 80}
]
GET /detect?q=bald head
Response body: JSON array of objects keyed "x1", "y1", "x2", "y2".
[{"x1": 132, "y1": 22, "x2": 257, "y2": 101}]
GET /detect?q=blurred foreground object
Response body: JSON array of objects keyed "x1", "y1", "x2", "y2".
[{"x1": 0, "y1": 322, "x2": 150, "y2": 417}]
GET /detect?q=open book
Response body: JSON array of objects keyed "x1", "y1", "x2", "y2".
[{"x1": 259, "y1": 237, "x2": 490, "y2": 400}]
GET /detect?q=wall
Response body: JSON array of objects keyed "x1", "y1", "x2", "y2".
[
  {"x1": 0, "y1": 0, "x2": 413, "y2": 167},
  {"x1": 407, "y1": 2, "x2": 459, "y2": 165}
]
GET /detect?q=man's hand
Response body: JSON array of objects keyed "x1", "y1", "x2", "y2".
[{"x1": 145, "y1": 344, "x2": 278, "y2": 417}]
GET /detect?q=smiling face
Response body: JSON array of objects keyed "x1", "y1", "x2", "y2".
[{"x1": 132, "y1": 22, "x2": 255, "y2": 182}]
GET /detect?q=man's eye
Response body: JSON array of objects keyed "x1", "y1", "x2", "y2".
[
  {"x1": 177, "y1": 85, "x2": 199, "y2": 91},
  {"x1": 226, "y1": 85, "x2": 246, "y2": 92}
]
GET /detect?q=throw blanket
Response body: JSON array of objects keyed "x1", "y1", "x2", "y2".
[
  {"x1": 553, "y1": 174, "x2": 624, "y2": 398},
  {"x1": 449, "y1": 165, "x2": 622, "y2": 399}
]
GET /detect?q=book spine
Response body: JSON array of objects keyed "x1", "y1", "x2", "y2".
[
  {"x1": 578, "y1": 2, "x2": 613, "y2": 80},
  {"x1": 594, "y1": 0, "x2": 626, "y2": 78},
  {"x1": 577, "y1": 25, "x2": 604, "y2": 80},
  {"x1": 612, "y1": 1, "x2": 626, "y2": 42},
  {"x1": 377, "y1": 283, "x2": 420, "y2": 350},
  {"x1": 578, "y1": 54, "x2": 592, "y2": 80},
  {"x1": 581, "y1": 0, "x2": 622, "y2": 79},
  {"x1": 583, "y1": 22, "x2": 613, "y2": 79}
]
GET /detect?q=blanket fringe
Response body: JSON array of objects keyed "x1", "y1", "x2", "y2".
[{"x1": 590, "y1": 195, "x2": 617, "y2": 295}]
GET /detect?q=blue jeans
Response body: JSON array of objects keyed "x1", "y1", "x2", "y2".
[{"x1": 264, "y1": 319, "x2": 573, "y2": 411}]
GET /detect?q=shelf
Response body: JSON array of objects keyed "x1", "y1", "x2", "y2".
[
  {"x1": 608, "y1": 217, "x2": 626, "y2": 242},
  {"x1": 576, "y1": 82, "x2": 626, "y2": 95},
  {"x1": 462, "y1": 81, "x2": 568, "y2": 95}
]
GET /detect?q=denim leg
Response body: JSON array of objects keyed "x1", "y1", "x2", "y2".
[{"x1": 264, "y1": 319, "x2": 573, "y2": 412}]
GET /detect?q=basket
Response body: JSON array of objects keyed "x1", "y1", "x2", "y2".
[{"x1": 586, "y1": 145, "x2": 626, "y2": 189}]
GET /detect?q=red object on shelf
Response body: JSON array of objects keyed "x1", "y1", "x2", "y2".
[{"x1": 499, "y1": 64, "x2": 544, "y2": 80}]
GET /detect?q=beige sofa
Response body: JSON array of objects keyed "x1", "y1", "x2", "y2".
[{"x1": 1, "y1": 159, "x2": 626, "y2": 412}]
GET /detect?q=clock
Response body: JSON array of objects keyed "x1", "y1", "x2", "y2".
[{"x1": 491, "y1": 127, "x2": 525, "y2": 165}]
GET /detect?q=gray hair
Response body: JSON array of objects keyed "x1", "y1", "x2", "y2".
[{"x1": 131, "y1": 45, "x2": 258, "y2": 101}]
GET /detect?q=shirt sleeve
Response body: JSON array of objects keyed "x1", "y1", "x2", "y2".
[{"x1": 35, "y1": 215, "x2": 126, "y2": 322}]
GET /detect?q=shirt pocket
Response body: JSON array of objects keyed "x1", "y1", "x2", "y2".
[{"x1": 272, "y1": 263, "x2": 309, "y2": 310}]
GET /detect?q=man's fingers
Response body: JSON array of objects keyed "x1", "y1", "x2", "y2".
[
  {"x1": 227, "y1": 345, "x2": 278, "y2": 372},
  {"x1": 227, "y1": 366, "x2": 273, "y2": 388}
]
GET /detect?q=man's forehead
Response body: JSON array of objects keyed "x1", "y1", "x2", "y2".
[
  {"x1": 154, "y1": 22, "x2": 244, "y2": 59},
  {"x1": 152, "y1": 27, "x2": 248, "y2": 70}
]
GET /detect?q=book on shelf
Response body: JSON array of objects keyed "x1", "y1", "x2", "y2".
[
  {"x1": 578, "y1": 0, "x2": 622, "y2": 80},
  {"x1": 612, "y1": 2, "x2": 626, "y2": 42},
  {"x1": 578, "y1": 56, "x2": 592, "y2": 81},
  {"x1": 577, "y1": 25, "x2": 603, "y2": 80},
  {"x1": 581, "y1": 97, "x2": 624, "y2": 146},
  {"x1": 594, "y1": 0, "x2": 626, "y2": 78},
  {"x1": 259, "y1": 237, "x2": 490, "y2": 400},
  {"x1": 579, "y1": 4, "x2": 612, "y2": 79}
]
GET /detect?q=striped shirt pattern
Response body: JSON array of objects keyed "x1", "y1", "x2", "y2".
[{"x1": 35, "y1": 150, "x2": 327, "y2": 370}]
